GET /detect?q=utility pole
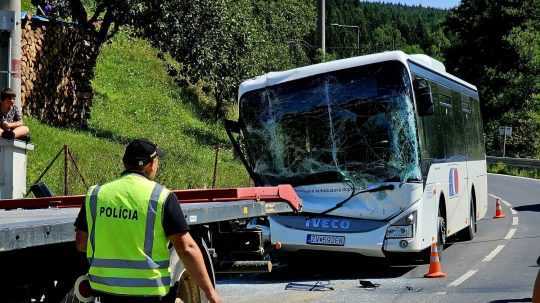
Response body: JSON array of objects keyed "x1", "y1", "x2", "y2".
[
  {"x1": 356, "y1": 27, "x2": 360, "y2": 55},
  {"x1": 0, "y1": 0, "x2": 21, "y2": 109},
  {"x1": 330, "y1": 23, "x2": 360, "y2": 55},
  {"x1": 318, "y1": 0, "x2": 325, "y2": 62}
]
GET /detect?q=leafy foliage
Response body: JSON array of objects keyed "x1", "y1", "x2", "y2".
[
  {"x1": 135, "y1": 0, "x2": 316, "y2": 118},
  {"x1": 444, "y1": 0, "x2": 540, "y2": 157},
  {"x1": 321, "y1": 1, "x2": 450, "y2": 61},
  {"x1": 22, "y1": 0, "x2": 35, "y2": 11},
  {"x1": 30, "y1": 0, "x2": 316, "y2": 119}
]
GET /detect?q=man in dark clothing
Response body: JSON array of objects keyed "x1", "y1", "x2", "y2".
[
  {"x1": 74, "y1": 139, "x2": 221, "y2": 303},
  {"x1": 0, "y1": 88, "x2": 29, "y2": 140}
]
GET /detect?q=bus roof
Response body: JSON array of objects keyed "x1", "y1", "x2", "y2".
[{"x1": 238, "y1": 51, "x2": 478, "y2": 99}]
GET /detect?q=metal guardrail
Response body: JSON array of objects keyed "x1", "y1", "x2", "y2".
[{"x1": 486, "y1": 156, "x2": 540, "y2": 169}]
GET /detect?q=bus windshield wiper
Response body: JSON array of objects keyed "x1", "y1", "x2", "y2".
[
  {"x1": 286, "y1": 170, "x2": 348, "y2": 187},
  {"x1": 384, "y1": 177, "x2": 423, "y2": 184},
  {"x1": 320, "y1": 184, "x2": 395, "y2": 215}
]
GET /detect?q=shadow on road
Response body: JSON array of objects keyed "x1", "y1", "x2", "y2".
[
  {"x1": 217, "y1": 252, "x2": 416, "y2": 284},
  {"x1": 514, "y1": 204, "x2": 540, "y2": 212},
  {"x1": 488, "y1": 298, "x2": 531, "y2": 303}
]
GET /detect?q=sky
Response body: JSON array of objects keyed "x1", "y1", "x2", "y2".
[{"x1": 363, "y1": 0, "x2": 461, "y2": 9}]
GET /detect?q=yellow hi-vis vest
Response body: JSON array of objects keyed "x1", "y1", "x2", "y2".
[{"x1": 85, "y1": 173, "x2": 171, "y2": 296}]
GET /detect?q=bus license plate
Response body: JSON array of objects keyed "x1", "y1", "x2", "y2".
[{"x1": 306, "y1": 234, "x2": 345, "y2": 246}]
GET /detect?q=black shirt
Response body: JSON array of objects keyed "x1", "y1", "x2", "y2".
[{"x1": 74, "y1": 173, "x2": 189, "y2": 236}]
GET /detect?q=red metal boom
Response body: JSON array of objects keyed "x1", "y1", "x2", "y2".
[{"x1": 0, "y1": 185, "x2": 301, "y2": 212}]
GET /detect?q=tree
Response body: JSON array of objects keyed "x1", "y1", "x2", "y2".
[
  {"x1": 135, "y1": 0, "x2": 316, "y2": 119},
  {"x1": 322, "y1": 0, "x2": 449, "y2": 59},
  {"x1": 33, "y1": 0, "x2": 317, "y2": 120},
  {"x1": 34, "y1": 0, "x2": 137, "y2": 44},
  {"x1": 444, "y1": 0, "x2": 540, "y2": 157}
]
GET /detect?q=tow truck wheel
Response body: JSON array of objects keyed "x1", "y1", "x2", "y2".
[
  {"x1": 59, "y1": 289, "x2": 78, "y2": 303},
  {"x1": 172, "y1": 238, "x2": 215, "y2": 303},
  {"x1": 174, "y1": 271, "x2": 205, "y2": 303}
]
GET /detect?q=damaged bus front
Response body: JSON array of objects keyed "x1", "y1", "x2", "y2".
[{"x1": 226, "y1": 51, "x2": 486, "y2": 260}]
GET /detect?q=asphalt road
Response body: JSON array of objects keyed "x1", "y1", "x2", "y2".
[{"x1": 216, "y1": 173, "x2": 540, "y2": 302}]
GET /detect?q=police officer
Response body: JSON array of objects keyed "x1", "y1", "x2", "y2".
[{"x1": 75, "y1": 139, "x2": 221, "y2": 303}]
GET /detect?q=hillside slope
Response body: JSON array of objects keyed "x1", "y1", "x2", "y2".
[{"x1": 26, "y1": 33, "x2": 249, "y2": 195}]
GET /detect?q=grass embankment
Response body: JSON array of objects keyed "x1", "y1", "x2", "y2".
[
  {"x1": 21, "y1": 0, "x2": 34, "y2": 12},
  {"x1": 27, "y1": 33, "x2": 249, "y2": 195},
  {"x1": 488, "y1": 163, "x2": 540, "y2": 179}
]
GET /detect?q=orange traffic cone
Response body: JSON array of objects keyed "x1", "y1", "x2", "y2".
[
  {"x1": 424, "y1": 237, "x2": 447, "y2": 278},
  {"x1": 494, "y1": 198, "x2": 506, "y2": 219}
]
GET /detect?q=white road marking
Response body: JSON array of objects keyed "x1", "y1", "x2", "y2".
[
  {"x1": 511, "y1": 208, "x2": 518, "y2": 215},
  {"x1": 488, "y1": 193, "x2": 512, "y2": 208},
  {"x1": 504, "y1": 228, "x2": 517, "y2": 240},
  {"x1": 482, "y1": 245, "x2": 505, "y2": 262},
  {"x1": 449, "y1": 270, "x2": 478, "y2": 287},
  {"x1": 501, "y1": 200, "x2": 512, "y2": 207},
  {"x1": 453, "y1": 191, "x2": 520, "y2": 289},
  {"x1": 488, "y1": 193, "x2": 501, "y2": 200},
  {"x1": 435, "y1": 291, "x2": 447, "y2": 295}
]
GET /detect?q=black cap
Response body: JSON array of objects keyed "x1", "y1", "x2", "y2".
[
  {"x1": 122, "y1": 139, "x2": 165, "y2": 167},
  {"x1": 1, "y1": 88, "x2": 16, "y2": 101}
]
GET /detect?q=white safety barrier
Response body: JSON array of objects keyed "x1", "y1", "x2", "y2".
[{"x1": 0, "y1": 138, "x2": 33, "y2": 199}]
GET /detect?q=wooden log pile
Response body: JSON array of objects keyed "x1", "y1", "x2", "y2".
[{"x1": 21, "y1": 15, "x2": 100, "y2": 127}]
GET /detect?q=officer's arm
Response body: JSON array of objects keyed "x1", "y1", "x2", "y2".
[
  {"x1": 6, "y1": 120, "x2": 23, "y2": 129},
  {"x1": 75, "y1": 229, "x2": 88, "y2": 252},
  {"x1": 169, "y1": 232, "x2": 221, "y2": 303},
  {"x1": 534, "y1": 269, "x2": 540, "y2": 303}
]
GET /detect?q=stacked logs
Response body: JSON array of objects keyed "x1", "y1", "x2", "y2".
[{"x1": 21, "y1": 15, "x2": 99, "y2": 127}]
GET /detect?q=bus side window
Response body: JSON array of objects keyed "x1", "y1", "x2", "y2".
[
  {"x1": 462, "y1": 94, "x2": 474, "y2": 159},
  {"x1": 451, "y1": 91, "x2": 466, "y2": 159},
  {"x1": 413, "y1": 78, "x2": 434, "y2": 116},
  {"x1": 438, "y1": 92, "x2": 453, "y2": 159},
  {"x1": 417, "y1": 78, "x2": 445, "y2": 162}
]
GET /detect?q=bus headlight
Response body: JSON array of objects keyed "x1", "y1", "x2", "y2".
[{"x1": 386, "y1": 211, "x2": 417, "y2": 239}]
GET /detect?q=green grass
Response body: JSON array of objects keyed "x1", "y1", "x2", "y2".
[
  {"x1": 488, "y1": 162, "x2": 540, "y2": 179},
  {"x1": 21, "y1": 0, "x2": 34, "y2": 12},
  {"x1": 27, "y1": 32, "x2": 249, "y2": 195}
]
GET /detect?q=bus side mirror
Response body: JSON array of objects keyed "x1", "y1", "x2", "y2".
[
  {"x1": 224, "y1": 119, "x2": 240, "y2": 133},
  {"x1": 414, "y1": 78, "x2": 434, "y2": 116}
]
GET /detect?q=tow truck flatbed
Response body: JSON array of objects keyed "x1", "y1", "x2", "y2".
[
  {"x1": 0, "y1": 185, "x2": 301, "y2": 252},
  {"x1": 0, "y1": 200, "x2": 295, "y2": 252}
]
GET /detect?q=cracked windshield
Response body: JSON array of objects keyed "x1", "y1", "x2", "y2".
[{"x1": 240, "y1": 61, "x2": 421, "y2": 188}]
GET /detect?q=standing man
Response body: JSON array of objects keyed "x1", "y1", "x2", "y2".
[
  {"x1": 0, "y1": 88, "x2": 29, "y2": 140},
  {"x1": 74, "y1": 139, "x2": 221, "y2": 303},
  {"x1": 534, "y1": 266, "x2": 539, "y2": 303}
]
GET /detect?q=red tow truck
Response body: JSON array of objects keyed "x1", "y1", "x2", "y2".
[{"x1": 0, "y1": 185, "x2": 301, "y2": 303}]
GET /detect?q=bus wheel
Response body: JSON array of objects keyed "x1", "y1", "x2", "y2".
[
  {"x1": 437, "y1": 211, "x2": 446, "y2": 255},
  {"x1": 421, "y1": 211, "x2": 446, "y2": 264},
  {"x1": 460, "y1": 198, "x2": 477, "y2": 241}
]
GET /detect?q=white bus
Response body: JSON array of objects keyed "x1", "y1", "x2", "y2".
[{"x1": 226, "y1": 51, "x2": 487, "y2": 261}]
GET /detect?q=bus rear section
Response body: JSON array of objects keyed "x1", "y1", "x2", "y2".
[{"x1": 227, "y1": 51, "x2": 487, "y2": 262}]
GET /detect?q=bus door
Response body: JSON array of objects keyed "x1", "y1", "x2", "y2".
[{"x1": 435, "y1": 85, "x2": 465, "y2": 232}]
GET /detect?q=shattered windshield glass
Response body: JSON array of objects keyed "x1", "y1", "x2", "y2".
[{"x1": 240, "y1": 61, "x2": 421, "y2": 187}]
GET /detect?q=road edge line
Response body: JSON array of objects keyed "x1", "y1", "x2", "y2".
[
  {"x1": 448, "y1": 270, "x2": 478, "y2": 287},
  {"x1": 482, "y1": 244, "x2": 505, "y2": 262},
  {"x1": 504, "y1": 228, "x2": 517, "y2": 240}
]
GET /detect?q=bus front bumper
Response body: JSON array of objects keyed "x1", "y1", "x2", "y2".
[{"x1": 269, "y1": 215, "x2": 427, "y2": 258}]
